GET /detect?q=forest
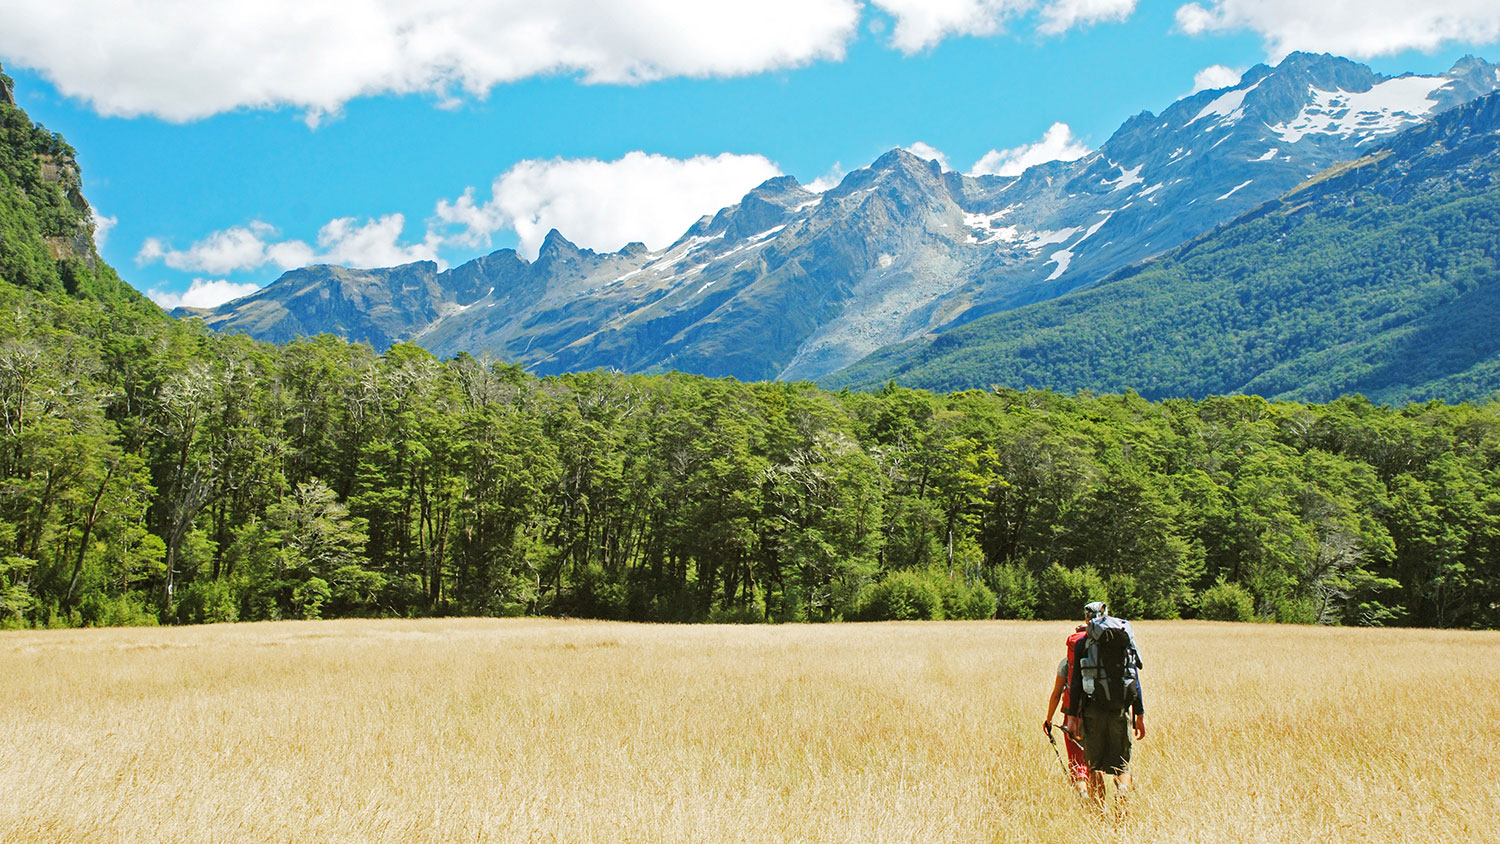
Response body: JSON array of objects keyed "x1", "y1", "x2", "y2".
[
  {"x1": 3, "y1": 70, "x2": 1499, "y2": 630},
  {"x1": 5, "y1": 270, "x2": 1500, "y2": 630}
]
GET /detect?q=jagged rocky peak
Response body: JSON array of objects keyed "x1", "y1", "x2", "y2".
[
  {"x1": 1161, "y1": 52, "x2": 1377, "y2": 131},
  {"x1": 1441, "y1": 55, "x2": 1500, "y2": 103},
  {"x1": 871, "y1": 147, "x2": 946, "y2": 180},
  {"x1": 702, "y1": 174, "x2": 815, "y2": 240},
  {"x1": 535, "y1": 228, "x2": 591, "y2": 263},
  {"x1": 745, "y1": 174, "x2": 811, "y2": 206},
  {"x1": 822, "y1": 147, "x2": 946, "y2": 201},
  {"x1": 538, "y1": 228, "x2": 577, "y2": 253},
  {"x1": 1138, "y1": 50, "x2": 1500, "y2": 155}
]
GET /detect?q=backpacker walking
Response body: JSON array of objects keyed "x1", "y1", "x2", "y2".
[
  {"x1": 1044, "y1": 622, "x2": 1090, "y2": 799},
  {"x1": 1063, "y1": 601, "x2": 1146, "y2": 812}
]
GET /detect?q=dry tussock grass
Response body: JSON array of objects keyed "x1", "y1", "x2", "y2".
[{"x1": 1, "y1": 618, "x2": 1496, "y2": 843}]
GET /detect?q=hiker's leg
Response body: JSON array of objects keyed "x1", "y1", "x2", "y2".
[
  {"x1": 1087, "y1": 769, "x2": 1106, "y2": 804},
  {"x1": 1065, "y1": 735, "x2": 1089, "y2": 795}
]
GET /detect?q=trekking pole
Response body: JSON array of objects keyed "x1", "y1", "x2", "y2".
[
  {"x1": 1043, "y1": 721, "x2": 1072, "y2": 781},
  {"x1": 1051, "y1": 721, "x2": 1082, "y2": 744}
]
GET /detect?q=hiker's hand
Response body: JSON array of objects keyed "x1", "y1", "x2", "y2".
[
  {"x1": 1042, "y1": 720, "x2": 1052, "y2": 738},
  {"x1": 1134, "y1": 714, "x2": 1146, "y2": 740},
  {"x1": 1064, "y1": 715, "x2": 1079, "y2": 734}
]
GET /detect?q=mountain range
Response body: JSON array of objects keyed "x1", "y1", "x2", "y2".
[
  {"x1": 826, "y1": 89, "x2": 1500, "y2": 404},
  {"x1": 178, "y1": 52, "x2": 1500, "y2": 395}
]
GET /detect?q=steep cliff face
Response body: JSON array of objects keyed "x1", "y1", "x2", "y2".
[
  {"x1": 0, "y1": 62, "x2": 139, "y2": 305},
  {"x1": 184, "y1": 53, "x2": 1500, "y2": 381}
]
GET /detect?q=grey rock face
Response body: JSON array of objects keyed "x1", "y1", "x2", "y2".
[{"x1": 184, "y1": 53, "x2": 1500, "y2": 381}]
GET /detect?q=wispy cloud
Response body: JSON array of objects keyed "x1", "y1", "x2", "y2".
[
  {"x1": 869, "y1": 1, "x2": 1138, "y2": 51},
  {"x1": 871, "y1": 0, "x2": 1031, "y2": 52},
  {"x1": 1038, "y1": 0, "x2": 1138, "y2": 35},
  {"x1": 1175, "y1": 1, "x2": 1500, "y2": 58},
  {"x1": 968, "y1": 122, "x2": 1092, "y2": 177}
]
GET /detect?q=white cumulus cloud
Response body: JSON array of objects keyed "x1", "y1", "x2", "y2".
[
  {"x1": 147, "y1": 278, "x2": 264, "y2": 310},
  {"x1": 1174, "y1": 1, "x2": 1500, "y2": 59},
  {"x1": 1190, "y1": 64, "x2": 1246, "y2": 94},
  {"x1": 903, "y1": 142, "x2": 951, "y2": 170},
  {"x1": 137, "y1": 216, "x2": 443, "y2": 275},
  {"x1": 141, "y1": 151, "x2": 783, "y2": 275},
  {"x1": 2, "y1": 2, "x2": 1144, "y2": 119},
  {"x1": 433, "y1": 151, "x2": 783, "y2": 259},
  {"x1": 968, "y1": 122, "x2": 1092, "y2": 177},
  {"x1": 0, "y1": 0, "x2": 861, "y2": 121}
]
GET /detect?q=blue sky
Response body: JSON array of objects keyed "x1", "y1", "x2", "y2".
[{"x1": 3, "y1": 1, "x2": 1498, "y2": 308}]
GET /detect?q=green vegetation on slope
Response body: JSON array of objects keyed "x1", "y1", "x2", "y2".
[
  {"x1": 0, "y1": 68, "x2": 154, "y2": 312},
  {"x1": 827, "y1": 95, "x2": 1500, "y2": 405},
  {"x1": 6, "y1": 298, "x2": 1500, "y2": 630}
]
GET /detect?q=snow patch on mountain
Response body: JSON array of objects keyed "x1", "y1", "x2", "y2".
[
  {"x1": 1270, "y1": 76, "x2": 1452, "y2": 145},
  {"x1": 1045, "y1": 249, "x2": 1073, "y2": 281},
  {"x1": 1031, "y1": 227, "x2": 1079, "y2": 249},
  {"x1": 1104, "y1": 163, "x2": 1144, "y2": 191},
  {"x1": 1189, "y1": 79, "x2": 1263, "y2": 128},
  {"x1": 964, "y1": 209, "x2": 1028, "y2": 244},
  {"x1": 1044, "y1": 212, "x2": 1115, "y2": 282},
  {"x1": 1251, "y1": 148, "x2": 1279, "y2": 162},
  {"x1": 1217, "y1": 179, "x2": 1254, "y2": 200}
]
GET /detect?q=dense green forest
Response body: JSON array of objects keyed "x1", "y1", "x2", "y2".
[
  {"x1": 3, "y1": 69, "x2": 1498, "y2": 630},
  {"x1": 6, "y1": 268, "x2": 1500, "y2": 629}
]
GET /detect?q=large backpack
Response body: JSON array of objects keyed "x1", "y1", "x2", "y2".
[{"x1": 1078, "y1": 615, "x2": 1141, "y2": 711}]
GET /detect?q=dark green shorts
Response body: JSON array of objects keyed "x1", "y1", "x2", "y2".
[{"x1": 1081, "y1": 707, "x2": 1133, "y2": 775}]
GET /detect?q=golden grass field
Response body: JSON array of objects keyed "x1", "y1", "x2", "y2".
[{"x1": 2, "y1": 618, "x2": 1497, "y2": 843}]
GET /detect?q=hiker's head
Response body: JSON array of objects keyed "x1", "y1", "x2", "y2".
[{"x1": 1084, "y1": 601, "x2": 1107, "y2": 621}]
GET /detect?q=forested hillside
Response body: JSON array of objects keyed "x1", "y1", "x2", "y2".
[
  {"x1": 828, "y1": 92, "x2": 1500, "y2": 403},
  {"x1": 3, "y1": 68, "x2": 1498, "y2": 630},
  {"x1": 8, "y1": 288, "x2": 1500, "y2": 629}
]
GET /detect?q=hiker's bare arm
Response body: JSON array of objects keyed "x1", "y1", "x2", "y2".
[{"x1": 1045, "y1": 675, "x2": 1065, "y2": 733}]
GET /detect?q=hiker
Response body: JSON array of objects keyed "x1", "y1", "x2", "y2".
[
  {"x1": 1044, "y1": 622, "x2": 1090, "y2": 797},
  {"x1": 1063, "y1": 601, "x2": 1146, "y2": 808}
]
